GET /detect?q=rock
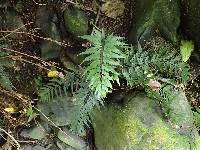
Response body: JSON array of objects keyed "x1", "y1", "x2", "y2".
[
  {"x1": 64, "y1": 7, "x2": 88, "y2": 38},
  {"x1": 36, "y1": 7, "x2": 61, "y2": 59},
  {"x1": 101, "y1": 0, "x2": 125, "y2": 18},
  {"x1": 57, "y1": 141, "x2": 76, "y2": 150},
  {"x1": 20, "y1": 125, "x2": 47, "y2": 140},
  {"x1": 168, "y1": 92, "x2": 194, "y2": 131},
  {"x1": 57, "y1": 128, "x2": 86, "y2": 150},
  {"x1": 22, "y1": 145, "x2": 46, "y2": 150},
  {"x1": 37, "y1": 96, "x2": 75, "y2": 126},
  {"x1": 181, "y1": 0, "x2": 200, "y2": 48},
  {"x1": 92, "y1": 92, "x2": 200, "y2": 150},
  {"x1": 129, "y1": 0, "x2": 180, "y2": 45}
]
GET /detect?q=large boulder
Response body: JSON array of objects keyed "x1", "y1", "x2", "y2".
[
  {"x1": 64, "y1": 7, "x2": 89, "y2": 38},
  {"x1": 181, "y1": 0, "x2": 200, "y2": 48},
  {"x1": 128, "y1": 0, "x2": 180, "y2": 45},
  {"x1": 92, "y1": 92, "x2": 200, "y2": 150}
]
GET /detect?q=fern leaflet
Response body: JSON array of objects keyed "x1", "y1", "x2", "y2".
[
  {"x1": 39, "y1": 72, "x2": 78, "y2": 102},
  {"x1": 80, "y1": 29, "x2": 127, "y2": 98}
]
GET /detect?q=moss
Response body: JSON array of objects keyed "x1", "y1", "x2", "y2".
[{"x1": 93, "y1": 93, "x2": 199, "y2": 150}]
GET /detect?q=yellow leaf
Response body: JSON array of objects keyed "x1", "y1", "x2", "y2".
[
  {"x1": 4, "y1": 107, "x2": 16, "y2": 113},
  {"x1": 47, "y1": 70, "x2": 59, "y2": 77},
  {"x1": 180, "y1": 40, "x2": 194, "y2": 62}
]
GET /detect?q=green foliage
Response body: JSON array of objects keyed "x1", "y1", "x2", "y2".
[
  {"x1": 0, "y1": 50, "x2": 13, "y2": 90},
  {"x1": 124, "y1": 37, "x2": 189, "y2": 88},
  {"x1": 180, "y1": 40, "x2": 194, "y2": 62},
  {"x1": 147, "y1": 84, "x2": 175, "y2": 116},
  {"x1": 70, "y1": 85, "x2": 100, "y2": 134},
  {"x1": 26, "y1": 105, "x2": 38, "y2": 122},
  {"x1": 38, "y1": 34, "x2": 190, "y2": 136},
  {"x1": 38, "y1": 72, "x2": 100, "y2": 135},
  {"x1": 38, "y1": 30, "x2": 128, "y2": 135},
  {"x1": 80, "y1": 29, "x2": 127, "y2": 98},
  {"x1": 193, "y1": 108, "x2": 200, "y2": 127},
  {"x1": 39, "y1": 72, "x2": 77, "y2": 102},
  {"x1": 123, "y1": 37, "x2": 190, "y2": 118}
]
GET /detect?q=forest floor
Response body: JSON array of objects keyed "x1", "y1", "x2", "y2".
[{"x1": 0, "y1": 0, "x2": 199, "y2": 149}]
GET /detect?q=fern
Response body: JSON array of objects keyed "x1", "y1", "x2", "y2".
[
  {"x1": 0, "y1": 50, "x2": 13, "y2": 90},
  {"x1": 124, "y1": 37, "x2": 189, "y2": 88},
  {"x1": 80, "y1": 29, "x2": 127, "y2": 98},
  {"x1": 38, "y1": 71, "x2": 100, "y2": 135},
  {"x1": 39, "y1": 72, "x2": 78, "y2": 102},
  {"x1": 124, "y1": 37, "x2": 190, "y2": 119},
  {"x1": 70, "y1": 85, "x2": 100, "y2": 135}
]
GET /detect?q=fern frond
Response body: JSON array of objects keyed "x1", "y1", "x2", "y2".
[
  {"x1": 80, "y1": 29, "x2": 127, "y2": 98},
  {"x1": 70, "y1": 86, "x2": 100, "y2": 135},
  {"x1": 38, "y1": 71, "x2": 101, "y2": 135},
  {"x1": 124, "y1": 37, "x2": 189, "y2": 88},
  {"x1": 39, "y1": 72, "x2": 77, "y2": 102}
]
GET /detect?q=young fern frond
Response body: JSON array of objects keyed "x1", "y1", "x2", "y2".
[
  {"x1": 80, "y1": 29, "x2": 127, "y2": 98},
  {"x1": 0, "y1": 50, "x2": 13, "y2": 90}
]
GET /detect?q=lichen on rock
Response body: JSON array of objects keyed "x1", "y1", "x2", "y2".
[{"x1": 101, "y1": 0, "x2": 125, "y2": 19}]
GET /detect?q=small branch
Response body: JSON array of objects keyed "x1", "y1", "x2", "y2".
[
  {"x1": 0, "y1": 22, "x2": 34, "y2": 41},
  {"x1": 0, "y1": 30, "x2": 71, "y2": 48},
  {"x1": 0, "y1": 87, "x2": 30, "y2": 105},
  {"x1": 0, "y1": 128, "x2": 21, "y2": 150},
  {"x1": 32, "y1": 0, "x2": 47, "y2": 6}
]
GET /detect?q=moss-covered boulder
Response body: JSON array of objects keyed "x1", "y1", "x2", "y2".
[
  {"x1": 129, "y1": 0, "x2": 180, "y2": 45},
  {"x1": 181, "y1": 0, "x2": 200, "y2": 48},
  {"x1": 64, "y1": 7, "x2": 88, "y2": 38},
  {"x1": 92, "y1": 92, "x2": 200, "y2": 150}
]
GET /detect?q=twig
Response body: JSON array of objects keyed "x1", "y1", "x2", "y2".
[
  {"x1": 0, "y1": 22, "x2": 34, "y2": 41},
  {"x1": 0, "y1": 128, "x2": 21, "y2": 150},
  {"x1": 0, "y1": 87, "x2": 30, "y2": 105},
  {"x1": 32, "y1": 0, "x2": 47, "y2": 6},
  {"x1": 34, "y1": 107, "x2": 85, "y2": 149},
  {"x1": 2, "y1": 47, "x2": 82, "y2": 73},
  {"x1": 0, "y1": 30, "x2": 71, "y2": 48}
]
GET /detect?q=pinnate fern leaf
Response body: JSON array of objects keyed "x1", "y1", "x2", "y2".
[
  {"x1": 39, "y1": 72, "x2": 77, "y2": 102},
  {"x1": 80, "y1": 29, "x2": 127, "y2": 98}
]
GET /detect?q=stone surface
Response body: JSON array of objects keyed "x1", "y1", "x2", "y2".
[
  {"x1": 92, "y1": 92, "x2": 200, "y2": 150},
  {"x1": 57, "y1": 128, "x2": 86, "y2": 150},
  {"x1": 23, "y1": 145, "x2": 46, "y2": 150},
  {"x1": 129, "y1": 0, "x2": 180, "y2": 45},
  {"x1": 20, "y1": 125, "x2": 47, "y2": 140},
  {"x1": 36, "y1": 7, "x2": 61, "y2": 59},
  {"x1": 37, "y1": 96, "x2": 75, "y2": 126},
  {"x1": 64, "y1": 7, "x2": 88, "y2": 38},
  {"x1": 3, "y1": 7, "x2": 26, "y2": 39},
  {"x1": 181, "y1": 0, "x2": 200, "y2": 48}
]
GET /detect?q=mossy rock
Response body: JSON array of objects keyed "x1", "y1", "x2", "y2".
[
  {"x1": 64, "y1": 7, "x2": 88, "y2": 38},
  {"x1": 129, "y1": 0, "x2": 180, "y2": 45},
  {"x1": 181, "y1": 0, "x2": 200, "y2": 48},
  {"x1": 92, "y1": 92, "x2": 200, "y2": 150}
]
